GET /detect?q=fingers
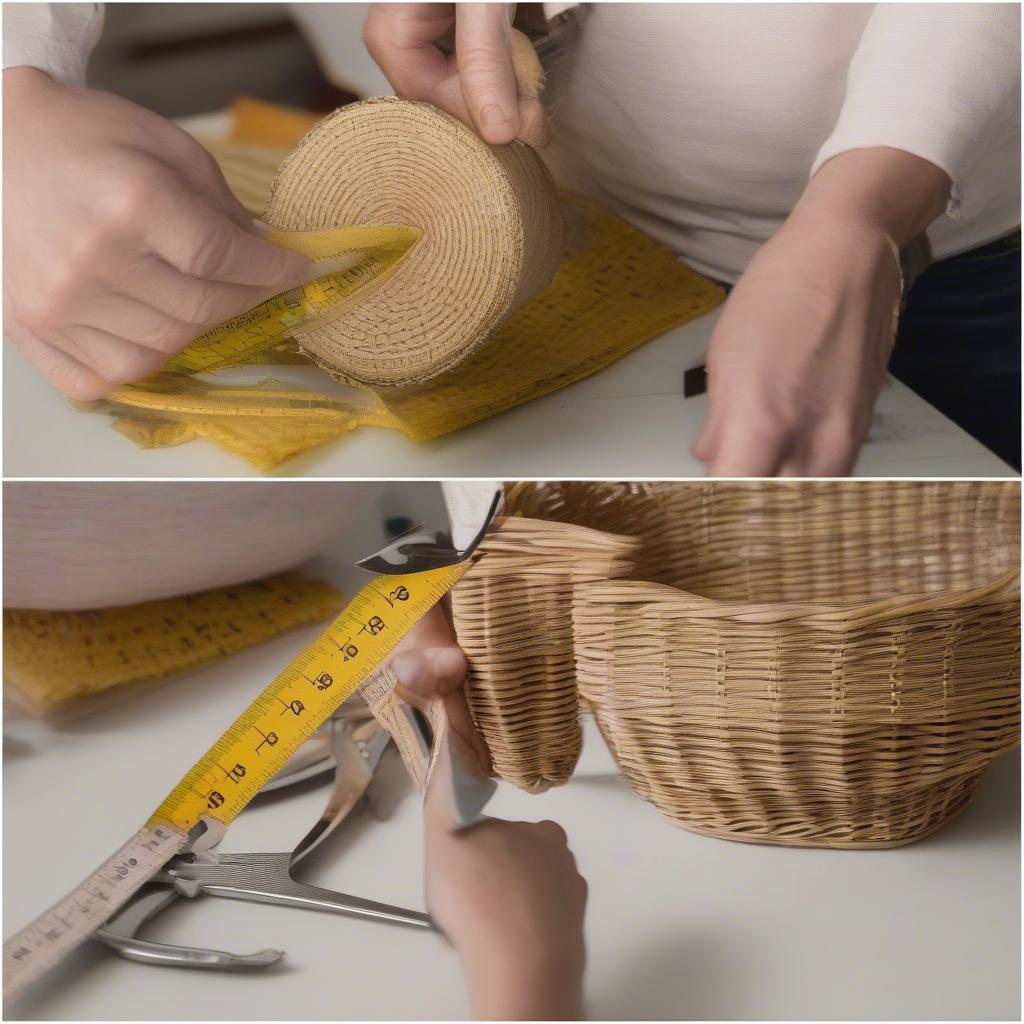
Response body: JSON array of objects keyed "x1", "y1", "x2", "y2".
[
  {"x1": 160, "y1": 124, "x2": 258, "y2": 231},
  {"x1": 515, "y1": 93, "x2": 551, "y2": 149},
  {"x1": 363, "y1": 3, "x2": 456, "y2": 99},
  {"x1": 143, "y1": 180, "x2": 310, "y2": 289},
  {"x1": 5, "y1": 320, "x2": 111, "y2": 401},
  {"x1": 532, "y1": 819, "x2": 568, "y2": 843},
  {"x1": 391, "y1": 603, "x2": 464, "y2": 701},
  {"x1": 699, "y1": 403, "x2": 863, "y2": 477},
  {"x1": 690, "y1": 409, "x2": 718, "y2": 463},
  {"x1": 113, "y1": 255, "x2": 273, "y2": 328},
  {"x1": 50, "y1": 325, "x2": 168, "y2": 387},
  {"x1": 363, "y1": 4, "x2": 549, "y2": 148},
  {"x1": 702, "y1": 407, "x2": 789, "y2": 477},
  {"x1": 391, "y1": 643, "x2": 492, "y2": 777},
  {"x1": 805, "y1": 414, "x2": 863, "y2": 476},
  {"x1": 67, "y1": 292, "x2": 199, "y2": 356},
  {"x1": 509, "y1": 28, "x2": 551, "y2": 149},
  {"x1": 389, "y1": 603, "x2": 493, "y2": 774},
  {"x1": 455, "y1": 3, "x2": 519, "y2": 144}
]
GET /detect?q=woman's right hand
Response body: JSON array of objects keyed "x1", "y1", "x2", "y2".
[
  {"x1": 391, "y1": 606, "x2": 588, "y2": 1020},
  {"x1": 2, "y1": 67, "x2": 308, "y2": 400},
  {"x1": 424, "y1": 760, "x2": 588, "y2": 1021}
]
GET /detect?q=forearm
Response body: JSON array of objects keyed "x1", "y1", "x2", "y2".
[
  {"x1": 793, "y1": 146, "x2": 951, "y2": 246},
  {"x1": 466, "y1": 960, "x2": 585, "y2": 1021}
]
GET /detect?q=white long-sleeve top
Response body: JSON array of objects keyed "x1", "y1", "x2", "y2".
[
  {"x1": 544, "y1": 3, "x2": 1020, "y2": 281},
  {"x1": 1, "y1": 2, "x2": 103, "y2": 87},
  {"x1": 4, "y1": 2, "x2": 1019, "y2": 283}
]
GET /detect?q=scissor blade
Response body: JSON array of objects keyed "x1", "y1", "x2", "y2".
[{"x1": 355, "y1": 487, "x2": 502, "y2": 575}]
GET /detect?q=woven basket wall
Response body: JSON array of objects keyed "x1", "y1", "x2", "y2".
[{"x1": 450, "y1": 482, "x2": 1021, "y2": 848}]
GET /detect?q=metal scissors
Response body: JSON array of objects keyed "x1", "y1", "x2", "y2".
[{"x1": 93, "y1": 705, "x2": 432, "y2": 971}]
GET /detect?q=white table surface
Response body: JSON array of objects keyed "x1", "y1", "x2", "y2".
[
  {"x1": 3, "y1": 306, "x2": 1015, "y2": 479},
  {"x1": 4, "y1": 509, "x2": 1020, "y2": 1021}
]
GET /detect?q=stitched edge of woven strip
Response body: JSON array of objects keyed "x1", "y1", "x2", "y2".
[
  {"x1": 263, "y1": 97, "x2": 564, "y2": 388},
  {"x1": 452, "y1": 482, "x2": 1021, "y2": 848}
]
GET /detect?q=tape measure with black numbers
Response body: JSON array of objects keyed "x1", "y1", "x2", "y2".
[{"x1": 2, "y1": 561, "x2": 465, "y2": 1007}]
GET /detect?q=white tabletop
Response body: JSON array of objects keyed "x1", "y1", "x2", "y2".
[
  {"x1": 3, "y1": 307, "x2": 1015, "y2": 479},
  {"x1": 4, "y1": 523, "x2": 1020, "y2": 1021}
]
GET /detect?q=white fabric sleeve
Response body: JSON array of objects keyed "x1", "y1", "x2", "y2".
[
  {"x1": 811, "y1": 3, "x2": 1020, "y2": 219},
  {"x1": 543, "y1": 2, "x2": 579, "y2": 19},
  {"x1": 2, "y1": 2, "x2": 105, "y2": 88}
]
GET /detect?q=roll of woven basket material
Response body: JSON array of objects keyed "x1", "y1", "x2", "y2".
[
  {"x1": 451, "y1": 516, "x2": 639, "y2": 793},
  {"x1": 263, "y1": 97, "x2": 564, "y2": 388}
]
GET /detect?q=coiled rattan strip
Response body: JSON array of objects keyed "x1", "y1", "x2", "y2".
[{"x1": 263, "y1": 98, "x2": 563, "y2": 388}]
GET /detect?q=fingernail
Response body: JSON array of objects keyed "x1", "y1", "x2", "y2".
[{"x1": 480, "y1": 103, "x2": 511, "y2": 127}]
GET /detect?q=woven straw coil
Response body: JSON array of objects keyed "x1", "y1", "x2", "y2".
[
  {"x1": 263, "y1": 97, "x2": 563, "y2": 388},
  {"x1": 454, "y1": 482, "x2": 1021, "y2": 848}
]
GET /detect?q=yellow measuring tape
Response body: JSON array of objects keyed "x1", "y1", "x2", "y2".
[
  {"x1": 148, "y1": 561, "x2": 465, "y2": 834},
  {"x1": 4, "y1": 562, "x2": 466, "y2": 1003},
  {"x1": 81, "y1": 223, "x2": 421, "y2": 468},
  {"x1": 161, "y1": 225, "x2": 420, "y2": 375}
]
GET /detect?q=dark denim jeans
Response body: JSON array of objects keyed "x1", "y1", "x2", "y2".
[{"x1": 891, "y1": 230, "x2": 1021, "y2": 471}]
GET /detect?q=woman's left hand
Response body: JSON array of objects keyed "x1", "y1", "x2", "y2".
[
  {"x1": 693, "y1": 207, "x2": 901, "y2": 477},
  {"x1": 388, "y1": 603, "x2": 492, "y2": 774},
  {"x1": 693, "y1": 146, "x2": 950, "y2": 477}
]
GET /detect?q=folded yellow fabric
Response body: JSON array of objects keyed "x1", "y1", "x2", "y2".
[
  {"x1": 4, "y1": 572, "x2": 343, "y2": 716},
  {"x1": 99, "y1": 98, "x2": 724, "y2": 469}
]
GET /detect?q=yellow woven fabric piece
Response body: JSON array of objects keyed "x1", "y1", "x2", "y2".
[
  {"x1": 106, "y1": 99, "x2": 724, "y2": 468},
  {"x1": 4, "y1": 573, "x2": 344, "y2": 716}
]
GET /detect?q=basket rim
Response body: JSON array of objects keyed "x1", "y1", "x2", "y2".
[{"x1": 573, "y1": 568, "x2": 1021, "y2": 629}]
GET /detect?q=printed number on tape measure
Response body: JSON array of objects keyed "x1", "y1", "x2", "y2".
[
  {"x1": 149, "y1": 564, "x2": 464, "y2": 834},
  {"x1": 4, "y1": 562, "x2": 464, "y2": 1006}
]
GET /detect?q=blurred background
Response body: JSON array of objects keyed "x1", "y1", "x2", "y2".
[{"x1": 86, "y1": 2, "x2": 388, "y2": 116}]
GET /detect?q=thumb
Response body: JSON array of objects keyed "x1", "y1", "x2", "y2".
[
  {"x1": 510, "y1": 28, "x2": 552, "y2": 149},
  {"x1": 390, "y1": 645, "x2": 468, "y2": 705},
  {"x1": 455, "y1": 2, "x2": 519, "y2": 145},
  {"x1": 390, "y1": 644, "x2": 493, "y2": 778}
]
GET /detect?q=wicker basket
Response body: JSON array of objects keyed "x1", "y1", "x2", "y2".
[{"x1": 451, "y1": 482, "x2": 1021, "y2": 848}]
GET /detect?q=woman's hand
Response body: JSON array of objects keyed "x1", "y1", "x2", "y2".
[
  {"x1": 2, "y1": 68, "x2": 309, "y2": 400},
  {"x1": 389, "y1": 603, "x2": 491, "y2": 774},
  {"x1": 390, "y1": 605, "x2": 587, "y2": 1021},
  {"x1": 693, "y1": 146, "x2": 950, "y2": 476},
  {"x1": 425, "y1": 797, "x2": 588, "y2": 1021},
  {"x1": 363, "y1": 3, "x2": 548, "y2": 147}
]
